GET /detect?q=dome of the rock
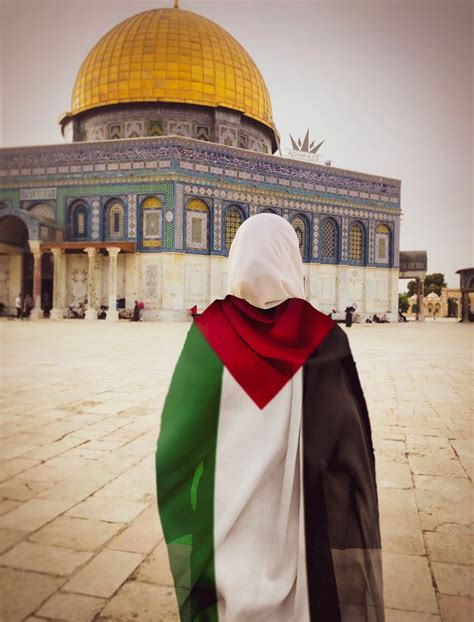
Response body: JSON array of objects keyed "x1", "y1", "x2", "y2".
[{"x1": 67, "y1": 7, "x2": 275, "y2": 137}]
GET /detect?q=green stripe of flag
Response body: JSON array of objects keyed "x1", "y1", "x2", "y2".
[{"x1": 156, "y1": 324, "x2": 223, "y2": 622}]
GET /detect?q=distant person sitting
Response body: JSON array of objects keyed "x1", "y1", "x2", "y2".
[
  {"x1": 381, "y1": 312, "x2": 390, "y2": 323},
  {"x1": 398, "y1": 307, "x2": 407, "y2": 322},
  {"x1": 98, "y1": 306, "x2": 107, "y2": 320},
  {"x1": 373, "y1": 313, "x2": 381, "y2": 323}
]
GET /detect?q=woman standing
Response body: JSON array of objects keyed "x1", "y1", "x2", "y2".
[{"x1": 156, "y1": 214, "x2": 384, "y2": 622}]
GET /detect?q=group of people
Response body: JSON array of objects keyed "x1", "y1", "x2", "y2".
[
  {"x1": 15, "y1": 293, "x2": 34, "y2": 319},
  {"x1": 366, "y1": 312, "x2": 391, "y2": 324}
]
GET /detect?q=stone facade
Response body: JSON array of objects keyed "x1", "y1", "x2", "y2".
[{"x1": 0, "y1": 135, "x2": 401, "y2": 320}]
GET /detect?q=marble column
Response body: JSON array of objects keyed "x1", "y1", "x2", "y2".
[
  {"x1": 106, "y1": 247, "x2": 120, "y2": 321},
  {"x1": 416, "y1": 276, "x2": 425, "y2": 322},
  {"x1": 84, "y1": 247, "x2": 97, "y2": 320},
  {"x1": 29, "y1": 242, "x2": 42, "y2": 320},
  {"x1": 50, "y1": 248, "x2": 65, "y2": 320}
]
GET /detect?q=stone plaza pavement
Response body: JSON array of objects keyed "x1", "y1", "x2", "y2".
[{"x1": 0, "y1": 318, "x2": 472, "y2": 622}]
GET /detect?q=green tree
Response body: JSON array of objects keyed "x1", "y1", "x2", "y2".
[
  {"x1": 405, "y1": 273, "x2": 446, "y2": 297},
  {"x1": 407, "y1": 280, "x2": 417, "y2": 297},
  {"x1": 424, "y1": 273, "x2": 447, "y2": 296},
  {"x1": 398, "y1": 293, "x2": 410, "y2": 313}
]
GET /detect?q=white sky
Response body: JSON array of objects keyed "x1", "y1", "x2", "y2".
[{"x1": 1, "y1": 0, "x2": 472, "y2": 287}]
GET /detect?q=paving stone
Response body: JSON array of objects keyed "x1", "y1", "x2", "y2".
[
  {"x1": 0, "y1": 498, "x2": 73, "y2": 532},
  {"x1": 376, "y1": 457, "x2": 413, "y2": 489},
  {"x1": 97, "y1": 580, "x2": 179, "y2": 621},
  {"x1": 107, "y1": 505, "x2": 162, "y2": 554},
  {"x1": 134, "y1": 540, "x2": 174, "y2": 586},
  {"x1": 383, "y1": 552, "x2": 438, "y2": 613},
  {"x1": 0, "y1": 458, "x2": 41, "y2": 482},
  {"x1": 65, "y1": 496, "x2": 147, "y2": 523},
  {"x1": 64, "y1": 550, "x2": 144, "y2": 598},
  {"x1": 0, "y1": 528, "x2": 25, "y2": 554},
  {"x1": 384, "y1": 610, "x2": 441, "y2": 621},
  {"x1": 432, "y1": 562, "x2": 473, "y2": 597},
  {"x1": 438, "y1": 594, "x2": 473, "y2": 622},
  {"x1": 0, "y1": 567, "x2": 64, "y2": 622},
  {"x1": 0, "y1": 499, "x2": 22, "y2": 516},
  {"x1": 0, "y1": 477, "x2": 51, "y2": 502},
  {"x1": 29, "y1": 516, "x2": 124, "y2": 551},
  {"x1": 36, "y1": 592, "x2": 105, "y2": 621},
  {"x1": 451, "y1": 439, "x2": 473, "y2": 478},
  {"x1": 424, "y1": 531, "x2": 473, "y2": 565},
  {"x1": 414, "y1": 475, "x2": 473, "y2": 531},
  {"x1": 379, "y1": 488, "x2": 425, "y2": 555},
  {"x1": 408, "y1": 455, "x2": 467, "y2": 478},
  {"x1": 0, "y1": 541, "x2": 92, "y2": 576}
]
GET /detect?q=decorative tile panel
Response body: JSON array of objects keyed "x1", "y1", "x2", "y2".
[
  {"x1": 312, "y1": 215, "x2": 319, "y2": 259},
  {"x1": 175, "y1": 183, "x2": 184, "y2": 250},
  {"x1": 127, "y1": 194, "x2": 137, "y2": 238}
]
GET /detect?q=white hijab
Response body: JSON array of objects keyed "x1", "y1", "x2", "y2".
[{"x1": 227, "y1": 213, "x2": 305, "y2": 309}]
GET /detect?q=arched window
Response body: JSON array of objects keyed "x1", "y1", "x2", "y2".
[
  {"x1": 349, "y1": 222, "x2": 365, "y2": 263},
  {"x1": 186, "y1": 199, "x2": 209, "y2": 251},
  {"x1": 375, "y1": 223, "x2": 390, "y2": 265},
  {"x1": 292, "y1": 215, "x2": 309, "y2": 260},
  {"x1": 71, "y1": 203, "x2": 88, "y2": 238},
  {"x1": 141, "y1": 196, "x2": 162, "y2": 247},
  {"x1": 106, "y1": 200, "x2": 124, "y2": 239},
  {"x1": 225, "y1": 206, "x2": 244, "y2": 250},
  {"x1": 320, "y1": 218, "x2": 338, "y2": 262}
]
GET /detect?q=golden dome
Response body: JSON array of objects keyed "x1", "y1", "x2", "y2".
[{"x1": 70, "y1": 7, "x2": 274, "y2": 131}]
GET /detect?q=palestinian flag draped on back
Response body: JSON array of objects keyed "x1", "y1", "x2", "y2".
[{"x1": 156, "y1": 214, "x2": 384, "y2": 622}]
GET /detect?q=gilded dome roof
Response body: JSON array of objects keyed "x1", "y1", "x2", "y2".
[{"x1": 70, "y1": 7, "x2": 274, "y2": 131}]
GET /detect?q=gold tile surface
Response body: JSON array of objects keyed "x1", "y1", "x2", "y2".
[{"x1": 70, "y1": 8, "x2": 274, "y2": 129}]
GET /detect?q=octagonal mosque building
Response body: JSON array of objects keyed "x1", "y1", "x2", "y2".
[{"x1": 0, "y1": 4, "x2": 401, "y2": 320}]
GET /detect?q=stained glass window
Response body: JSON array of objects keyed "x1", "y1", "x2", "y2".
[
  {"x1": 376, "y1": 223, "x2": 390, "y2": 263},
  {"x1": 225, "y1": 207, "x2": 243, "y2": 249},
  {"x1": 186, "y1": 199, "x2": 209, "y2": 251},
  {"x1": 292, "y1": 216, "x2": 307, "y2": 258},
  {"x1": 142, "y1": 197, "x2": 162, "y2": 246},
  {"x1": 107, "y1": 202, "x2": 124, "y2": 238},
  {"x1": 72, "y1": 204, "x2": 87, "y2": 238},
  {"x1": 191, "y1": 218, "x2": 202, "y2": 243},
  {"x1": 349, "y1": 222, "x2": 364, "y2": 262},
  {"x1": 321, "y1": 218, "x2": 338, "y2": 261}
]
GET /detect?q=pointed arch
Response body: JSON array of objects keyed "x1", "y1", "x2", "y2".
[
  {"x1": 105, "y1": 199, "x2": 125, "y2": 239},
  {"x1": 186, "y1": 198, "x2": 210, "y2": 252},
  {"x1": 320, "y1": 217, "x2": 339, "y2": 263},
  {"x1": 375, "y1": 222, "x2": 391, "y2": 266},
  {"x1": 224, "y1": 205, "x2": 245, "y2": 250},
  {"x1": 349, "y1": 221, "x2": 366, "y2": 264},
  {"x1": 70, "y1": 201, "x2": 88, "y2": 239},
  {"x1": 291, "y1": 214, "x2": 310, "y2": 261}
]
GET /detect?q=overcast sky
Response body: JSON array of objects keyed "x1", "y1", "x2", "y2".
[{"x1": 1, "y1": 0, "x2": 472, "y2": 287}]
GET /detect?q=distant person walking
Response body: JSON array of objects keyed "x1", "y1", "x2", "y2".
[
  {"x1": 23, "y1": 294, "x2": 34, "y2": 318},
  {"x1": 15, "y1": 294, "x2": 22, "y2": 319},
  {"x1": 131, "y1": 301, "x2": 140, "y2": 322},
  {"x1": 345, "y1": 305, "x2": 354, "y2": 327}
]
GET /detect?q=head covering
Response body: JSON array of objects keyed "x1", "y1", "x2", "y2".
[
  {"x1": 227, "y1": 213, "x2": 305, "y2": 309},
  {"x1": 195, "y1": 213, "x2": 334, "y2": 408}
]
